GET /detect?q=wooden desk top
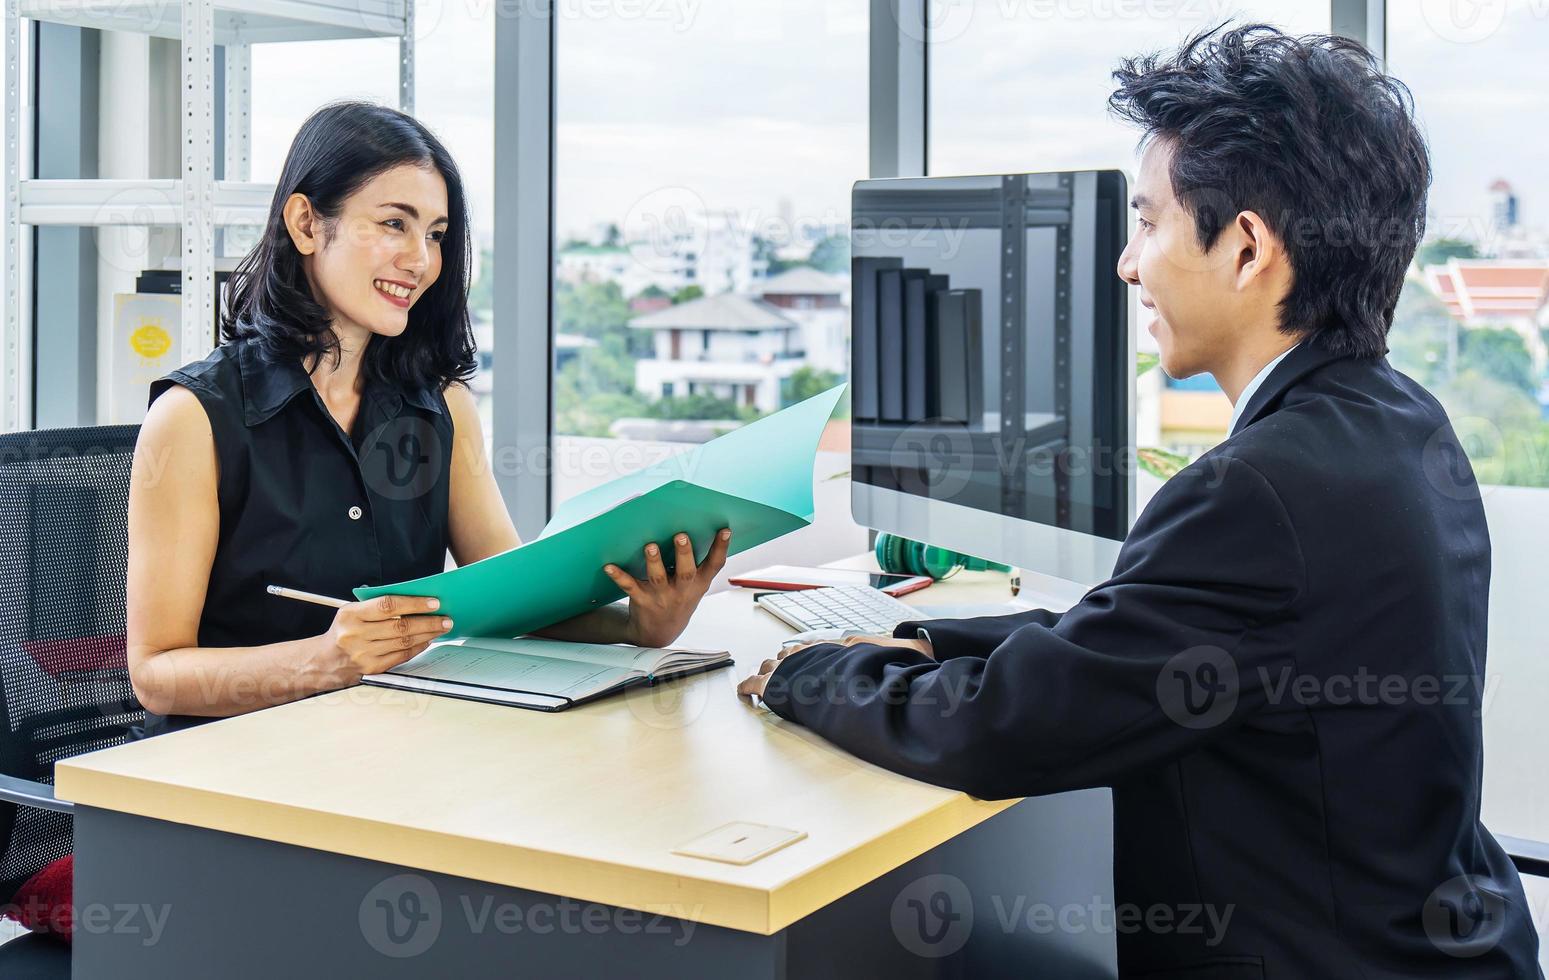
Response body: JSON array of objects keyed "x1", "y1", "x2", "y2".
[{"x1": 57, "y1": 564, "x2": 1078, "y2": 935}]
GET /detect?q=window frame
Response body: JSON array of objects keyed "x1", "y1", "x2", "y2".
[{"x1": 497, "y1": 1, "x2": 929, "y2": 537}]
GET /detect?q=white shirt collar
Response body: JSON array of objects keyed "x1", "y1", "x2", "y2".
[{"x1": 1228, "y1": 342, "x2": 1300, "y2": 436}]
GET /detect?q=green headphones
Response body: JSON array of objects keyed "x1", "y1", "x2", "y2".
[{"x1": 874, "y1": 533, "x2": 1012, "y2": 581}]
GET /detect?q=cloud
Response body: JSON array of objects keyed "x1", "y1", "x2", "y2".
[{"x1": 245, "y1": 0, "x2": 1549, "y2": 248}]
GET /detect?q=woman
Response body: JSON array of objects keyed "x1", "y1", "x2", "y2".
[{"x1": 126, "y1": 101, "x2": 728, "y2": 736}]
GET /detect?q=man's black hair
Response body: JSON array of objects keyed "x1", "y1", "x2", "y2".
[{"x1": 1109, "y1": 24, "x2": 1431, "y2": 358}]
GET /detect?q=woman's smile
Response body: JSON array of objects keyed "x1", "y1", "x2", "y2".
[{"x1": 374, "y1": 277, "x2": 414, "y2": 308}]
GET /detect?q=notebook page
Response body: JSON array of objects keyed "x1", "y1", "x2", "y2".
[
  {"x1": 450, "y1": 637, "x2": 662, "y2": 672},
  {"x1": 387, "y1": 643, "x2": 635, "y2": 700}
]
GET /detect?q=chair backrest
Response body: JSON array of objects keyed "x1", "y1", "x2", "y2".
[{"x1": 0, "y1": 425, "x2": 144, "y2": 899}]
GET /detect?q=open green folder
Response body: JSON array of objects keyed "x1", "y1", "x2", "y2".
[{"x1": 352, "y1": 384, "x2": 847, "y2": 639}]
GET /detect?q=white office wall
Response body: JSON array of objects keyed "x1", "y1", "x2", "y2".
[{"x1": 1479, "y1": 485, "x2": 1549, "y2": 840}]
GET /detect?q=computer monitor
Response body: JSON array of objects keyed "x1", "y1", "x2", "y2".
[{"x1": 850, "y1": 170, "x2": 1135, "y2": 587}]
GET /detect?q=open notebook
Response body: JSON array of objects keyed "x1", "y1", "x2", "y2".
[{"x1": 360, "y1": 637, "x2": 733, "y2": 712}]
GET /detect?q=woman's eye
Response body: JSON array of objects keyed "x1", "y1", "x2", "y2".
[
  {"x1": 429, "y1": 230, "x2": 445, "y2": 243},
  {"x1": 383, "y1": 218, "x2": 404, "y2": 231}
]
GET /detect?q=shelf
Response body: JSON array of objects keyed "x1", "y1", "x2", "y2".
[
  {"x1": 851, "y1": 415, "x2": 1069, "y2": 468},
  {"x1": 19, "y1": 179, "x2": 273, "y2": 227},
  {"x1": 19, "y1": 0, "x2": 407, "y2": 43},
  {"x1": 5, "y1": 0, "x2": 415, "y2": 430}
]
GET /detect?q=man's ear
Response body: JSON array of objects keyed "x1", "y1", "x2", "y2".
[
  {"x1": 282, "y1": 192, "x2": 320, "y2": 256},
  {"x1": 1232, "y1": 209, "x2": 1280, "y2": 291}
]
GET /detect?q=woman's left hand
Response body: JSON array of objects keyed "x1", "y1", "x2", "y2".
[{"x1": 603, "y1": 528, "x2": 732, "y2": 648}]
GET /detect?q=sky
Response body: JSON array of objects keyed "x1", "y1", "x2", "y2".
[{"x1": 246, "y1": 0, "x2": 1549, "y2": 254}]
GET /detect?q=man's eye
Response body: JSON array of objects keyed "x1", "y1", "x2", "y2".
[{"x1": 1137, "y1": 218, "x2": 1153, "y2": 231}]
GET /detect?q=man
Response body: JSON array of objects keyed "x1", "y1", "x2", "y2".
[{"x1": 739, "y1": 25, "x2": 1542, "y2": 979}]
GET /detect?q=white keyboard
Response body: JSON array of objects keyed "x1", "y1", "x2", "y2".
[{"x1": 755, "y1": 586, "x2": 920, "y2": 635}]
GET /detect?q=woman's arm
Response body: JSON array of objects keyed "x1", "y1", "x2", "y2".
[
  {"x1": 126, "y1": 385, "x2": 445, "y2": 717},
  {"x1": 442, "y1": 382, "x2": 729, "y2": 647},
  {"x1": 444, "y1": 380, "x2": 521, "y2": 565}
]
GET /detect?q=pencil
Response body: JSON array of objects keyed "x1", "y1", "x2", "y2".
[{"x1": 266, "y1": 584, "x2": 350, "y2": 608}]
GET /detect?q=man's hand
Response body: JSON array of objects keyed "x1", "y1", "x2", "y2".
[
  {"x1": 736, "y1": 635, "x2": 933, "y2": 701},
  {"x1": 604, "y1": 528, "x2": 731, "y2": 649}
]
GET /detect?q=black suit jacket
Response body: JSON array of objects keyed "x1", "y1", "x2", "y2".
[{"x1": 762, "y1": 343, "x2": 1542, "y2": 978}]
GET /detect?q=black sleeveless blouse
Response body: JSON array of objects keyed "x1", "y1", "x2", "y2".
[{"x1": 138, "y1": 337, "x2": 453, "y2": 736}]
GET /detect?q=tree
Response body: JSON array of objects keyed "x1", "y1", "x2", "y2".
[
  {"x1": 783, "y1": 366, "x2": 849, "y2": 418},
  {"x1": 781, "y1": 366, "x2": 844, "y2": 408},
  {"x1": 554, "y1": 279, "x2": 630, "y2": 339},
  {"x1": 553, "y1": 325, "x2": 650, "y2": 436},
  {"x1": 808, "y1": 234, "x2": 850, "y2": 274},
  {"x1": 1432, "y1": 368, "x2": 1549, "y2": 488},
  {"x1": 556, "y1": 377, "x2": 648, "y2": 437},
  {"x1": 602, "y1": 223, "x2": 622, "y2": 248},
  {"x1": 649, "y1": 392, "x2": 757, "y2": 422},
  {"x1": 1414, "y1": 237, "x2": 1478, "y2": 269},
  {"x1": 671, "y1": 285, "x2": 703, "y2": 305},
  {"x1": 752, "y1": 234, "x2": 799, "y2": 276},
  {"x1": 1458, "y1": 326, "x2": 1536, "y2": 395},
  {"x1": 1387, "y1": 279, "x2": 1456, "y2": 386}
]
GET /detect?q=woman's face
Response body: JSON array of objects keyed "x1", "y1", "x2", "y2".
[{"x1": 293, "y1": 163, "x2": 449, "y2": 342}]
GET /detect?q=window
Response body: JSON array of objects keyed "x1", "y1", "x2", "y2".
[
  {"x1": 1387, "y1": 0, "x2": 1549, "y2": 855},
  {"x1": 1387, "y1": 3, "x2": 1549, "y2": 492},
  {"x1": 929, "y1": 1, "x2": 1330, "y2": 497},
  {"x1": 553, "y1": 2, "x2": 868, "y2": 572},
  {"x1": 250, "y1": 1, "x2": 496, "y2": 430}
]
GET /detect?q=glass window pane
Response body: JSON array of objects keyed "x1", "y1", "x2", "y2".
[
  {"x1": 553, "y1": 3, "x2": 868, "y2": 571},
  {"x1": 1387, "y1": 1, "x2": 1549, "y2": 853},
  {"x1": 249, "y1": 5, "x2": 496, "y2": 435},
  {"x1": 928, "y1": 1, "x2": 1329, "y2": 176},
  {"x1": 929, "y1": 2, "x2": 1330, "y2": 506}
]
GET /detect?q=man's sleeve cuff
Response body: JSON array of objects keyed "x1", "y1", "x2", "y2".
[{"x1": 758, "y1": 641, "x2": 838, "y2": 720}]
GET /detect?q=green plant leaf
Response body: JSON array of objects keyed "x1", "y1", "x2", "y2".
[
  {"x1": 1137, "y1": 446, "x2": 1190, "y2": 480},
  {"x1": 1136, "y1": 351, "x2": 1160, "y2": 377}
]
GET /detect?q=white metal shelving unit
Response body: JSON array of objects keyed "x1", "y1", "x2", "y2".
[{"x1": 2, "y1": 0, "x2": 416, "y2": 430}]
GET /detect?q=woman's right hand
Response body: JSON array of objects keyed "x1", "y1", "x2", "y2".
[{"x1": 320, "y1": 594, "x2": 453, "y2": 685}]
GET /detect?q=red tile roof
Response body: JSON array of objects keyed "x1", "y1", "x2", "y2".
[{"x1": 1423, "y1": 260, "x2": 1549, "y2": 321}]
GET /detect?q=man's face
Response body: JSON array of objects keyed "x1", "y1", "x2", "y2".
[{"x1": 1116, "y1": 139, "x2": 1242, "y2": 380}]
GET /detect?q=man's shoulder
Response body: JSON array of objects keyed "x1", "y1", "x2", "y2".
[
  {"x1": 1191, "y1": 354, "x2": 1462, "y2": 516},
  {"x1": 1239, "y1": 353, "x2": 1426, "y2": 440}
]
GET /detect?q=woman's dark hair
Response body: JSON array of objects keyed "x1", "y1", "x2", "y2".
[
  {"x1": 1109, "y1": 24, "x2": 1432, "y2": 358},
  {"x1": 223, "y1": 100, "x2": 477, "y2": 391}
]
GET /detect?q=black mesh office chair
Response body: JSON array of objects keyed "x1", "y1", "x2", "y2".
[{"x1": 0, "y1": 425, "x2": 144, "y2": 976}]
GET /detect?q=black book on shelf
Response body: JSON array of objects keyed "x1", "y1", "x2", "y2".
[
  {"x1": 877, "y1": 267, "x2": 905, "y2": 422},
  {"x1": 850, "y1": 256, "x2": 902, "y2": 422},
  {"x1": 878, "y1": 268, "x2": 932, "y2": 422},
  {"x1": 905, "y1": 272, "x2": 947, "y2": 422},
  {"x1": 962, "y1": 286, "x2": 984, "y2": 427},
  {"x1": 929, "y1": 288, "x2": 985, "y2": 426}
]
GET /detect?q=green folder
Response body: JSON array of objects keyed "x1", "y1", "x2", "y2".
[{"x1": 353, "y1": 384, "x2": 847, "y2": 639}]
